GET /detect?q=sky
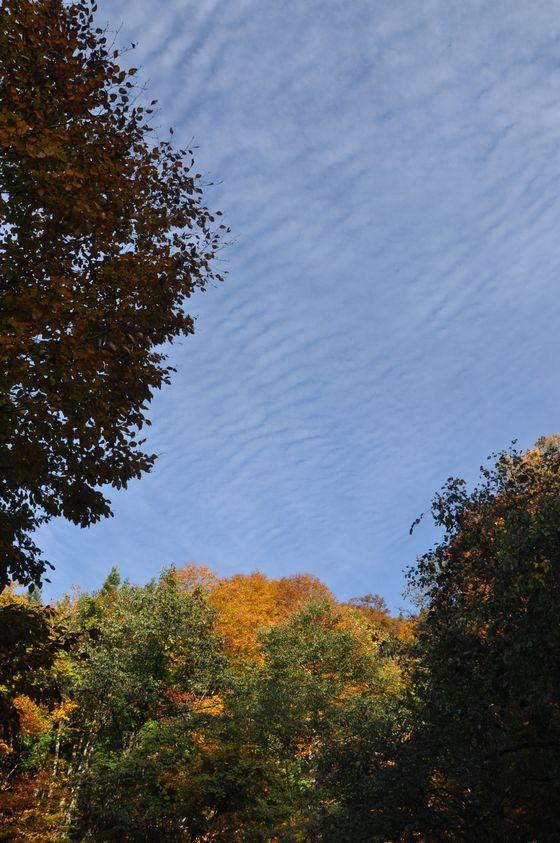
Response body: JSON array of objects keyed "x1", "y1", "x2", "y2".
[{"x1": 40, "y1": 0, "x2": 560, "y2": 609}]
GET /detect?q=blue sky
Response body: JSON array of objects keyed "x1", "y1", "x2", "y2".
[{"x1": 41, "y1": 0, "x2": 560, "y2": 608}]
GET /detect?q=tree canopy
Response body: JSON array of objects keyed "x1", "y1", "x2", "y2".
[
  {"x1": 2, "y1": 438, "x2": 560, "y2": 839},
  {"x1": 319, "y1": 436, "x2": 560, "y2": 841},
  {"x1": 0, "y1": 566, "x2": 403, "y2": 840},
  {"x1": 1, "y1": 4, "x2": 558, "y2": 841},
  {"x1": 0, "y1": 0, "x2": 226, "y2": 588}
]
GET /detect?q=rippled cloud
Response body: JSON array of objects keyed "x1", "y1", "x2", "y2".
[{"x1": 41, "y1": 0, "x2": 560, "y2": 607}]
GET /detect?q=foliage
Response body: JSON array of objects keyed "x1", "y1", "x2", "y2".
[
  {"x1": 318, "y1": 436, "x2": 560, "y2": 841},
  {"x1": 223, "y1": 600, "x2": 401, "y2": 839},
  {"x1": 404, "y1": 435, "x2": 560, "y2": 841},
  {"x1": 0, "y1": 0, "x2": 226, "y2": 588},
  {"x1": 204, "y1": 570, "x2": 334, "y2": 664},
  {"x1": 3, "y1": 4, "x2": 557, "y2": 841},
  {"x1": 0, "y1": 568, "x2": 404, "y2": 840},
  {"x1": 0, "y1": 588, "x2": 75, "y2": 742},
  {"x1": 2, "y1": 438, "x2": 560, "y2": 840},
  {"x1": 0, "y1": 590, "x2": 75, "y2": 841},
  {"x1": 65, "y1": 571, "x2": 226, "y2": 839}
]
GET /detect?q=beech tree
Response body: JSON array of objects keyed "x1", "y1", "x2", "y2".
[{"x1": 0, "y1": 0, "x2": 226, "y2": 588}]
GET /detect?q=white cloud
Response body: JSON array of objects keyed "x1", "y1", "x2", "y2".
[{"x1": 41, "y1": 0, "x2": 560, "y2": 607}]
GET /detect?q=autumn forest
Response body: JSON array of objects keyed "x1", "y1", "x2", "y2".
[{"x1": 1, "y1": 1, "x2": 560, "y2": 840}]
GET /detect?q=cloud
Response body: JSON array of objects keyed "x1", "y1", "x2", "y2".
[{"x1": 41, "y1": 0, "x2": 560, "y2": 607}]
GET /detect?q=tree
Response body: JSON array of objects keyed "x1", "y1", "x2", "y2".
[
  {"x1": 0, "y1": 564, "x2": 405, "y2": 839},
  {"x1": 98, "y1": 565, "x2": 121, "y2": 597},
  {"x1": 0, "y1": 0, "x2": 226, "y2": 588},
  {"x1": 218, "y1": 600, "x2": 402, "y2": 839},
  {"x1": 326, "y1": 437, "x2": 560, "y2": 841},
  {"x1": 407, "y1": 436, "x2": 560, "y2": 840},
  {"x1": 201, "y1": 570, "x2": 335, "y2": 664},
  {"x1": 0, "y1": 590, "x2": 76, "y2": 841},
  {"x1": 207, "y1": 572, "x2": 283, "y2": 663},
  {"x1": 0, "y1": 589, "x2": 73, "y2": 743},
  {"x1": 0, "y1": 571, "x2": 230, "y2": 841},
  {"x1": 66, "y1": 570, "x2": 227, "y2": 840}
]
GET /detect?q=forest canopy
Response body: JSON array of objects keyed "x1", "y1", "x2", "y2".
[
  {"x1": 1, "y1": 437, "x2": 560, "y2": 840},
  {"x1": 1, "y1": 2, "x2": 559, "y2": 841}
]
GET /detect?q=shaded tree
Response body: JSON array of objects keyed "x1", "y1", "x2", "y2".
[
  {"x1": 0, "y1": 590, "x2": 77, "y2": 841},
  {"x1": 0, "y1": 589, "x2": 74, "y2": 743},
  {"x1": 0, "y1": 0, "x2": 226, "y2": 588},
  {"x1": 322, "y1": 437, "x2": 560, "y2": 841}
]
